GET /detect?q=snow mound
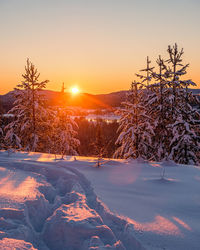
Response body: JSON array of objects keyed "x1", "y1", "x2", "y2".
[
  {"x1": 0, "y1": 238, "x2": 37, "y2": 250},
  {"x1": 43, "y1": 201, "x2": 117, "y2": 250},
  {"x1": 0, "y1": 155, "x2": 144, "y2": 250}
]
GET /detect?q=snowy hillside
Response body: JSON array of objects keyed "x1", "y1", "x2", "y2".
[{"x1": 0, "y1": 152, "x2": 200, "y2": 250}]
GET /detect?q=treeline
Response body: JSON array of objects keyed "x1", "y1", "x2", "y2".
[{"x1": 0, "y1": 115, "x2": 119, "y2": 158}]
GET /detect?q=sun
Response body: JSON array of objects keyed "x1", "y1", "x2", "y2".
[{"x1": 71, "y1": 86, "x2": 79, "y2": 95}]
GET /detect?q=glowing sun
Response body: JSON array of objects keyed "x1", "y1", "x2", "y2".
[{"x1": 71, "y1": 86, "x2": 79, "y2": 95}]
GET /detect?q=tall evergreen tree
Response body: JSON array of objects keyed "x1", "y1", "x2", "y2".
[
  {"x1": 146, "y1": 56, "x2": 172, "y2": 161},
  {"x1": 5, "y1": 59, "x2": 49, "y2": 151},
  {"x1": 0, "y1": 99, "x2": 4, "y2": 149},
  {"x1": 0, "y1": 118, "x2": 4, "y2": 150},
  {"x1": 163, "y1": 44, "x2": 200, "y2": 164},
  {"x1": 114, "y1": 81, "x2": 154, "y2": 159}
]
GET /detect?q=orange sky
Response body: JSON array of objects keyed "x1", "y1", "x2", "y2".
[{"x1": 0, "y1": 0, "x2": 199, "y2": 95}]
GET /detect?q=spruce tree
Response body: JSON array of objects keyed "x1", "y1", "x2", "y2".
[
  {"x1": 50, "y1": 108, "x2": 80, "y2": 159},
  {"x1": 168, "y1": 84, "x2": 200, "y2": 164},
  {"x1": 147, "y1": 56, "x2": 172, "y2": 161},
  {"x1": 4, "y1": 123, "x2": 21, "y2": 152},
  {"x1": 163, "y1": 44, "x2": 200, "y2": 164},
  {"x1": 114, "y1": 81, "x2": 153, "y2": 159},
  {"x1": 0, "y1": 100, "x2": 4, "y2": 149},
  {"x1": 0, "y1": 117, "x2": 4, "y2": 150},
  {"x1": 5, "y1": 59, "x2": 49, "y2": 151}
]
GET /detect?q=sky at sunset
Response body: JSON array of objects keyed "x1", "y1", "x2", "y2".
[{"x1": 0, "y1": 0, "x2": 199, "y2": 95}]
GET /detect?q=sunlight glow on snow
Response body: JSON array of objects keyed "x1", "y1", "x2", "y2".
[
  {"x1": 172, "y1": 217, "x2": 192, "y2": 231},
  {"x1": 64, "y1": 202, "x2": 97, "y2": 221},
  {"x1": 129, "y1": 216, "x2": 184, "y2": 236},
  {"x1": 109, "y1": 165, "x2": 141, "y2": 185},
  {"x1": 0, "y1": 171, "x2": 39, "y2": 201},
  {"x1": 24, "y1": 152, "x2": 55, "y2": 162}
]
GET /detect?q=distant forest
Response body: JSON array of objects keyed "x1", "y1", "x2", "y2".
[{"x1": 1, "y1": 114, "x2": 119, "y2": 158}]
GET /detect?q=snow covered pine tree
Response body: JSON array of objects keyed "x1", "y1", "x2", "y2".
[
  {"x1": 50, "y1": 108, "x2": 80, "y2": 159},
  {"x1": 5, "y1": 59, "x2": 49, "y2": 152},
  {"x1": 164, "y1": 44, "x2": 200, "y2": 164},
  {"x1": 114, "y1": 80, "x2": 154, "y2": 160},
  {"x1": 144, "y1": 55, "x2": 173, "y2": 161},
  {"x1": 0, "y1": 113, "x2": 4, "y2": 150}
]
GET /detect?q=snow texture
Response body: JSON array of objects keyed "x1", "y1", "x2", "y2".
[{"x1": 0, "y1": 151, "x2": 144, "y2": 250}]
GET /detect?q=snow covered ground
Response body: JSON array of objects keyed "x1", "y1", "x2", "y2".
[
  {"x1": 0, "y1": 151, "x2": 143, "y2": 250},
  {"x1": 0, "y1": 151, "x2": 200, "y2": 250}
]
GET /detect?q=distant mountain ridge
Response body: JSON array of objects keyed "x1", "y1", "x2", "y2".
[
  {"x1": 0, "y1": 88, "x2": 200, "y2": 112},
  {"x1": 0, "y1": 89, "x2": 128, "y2": 112}
]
